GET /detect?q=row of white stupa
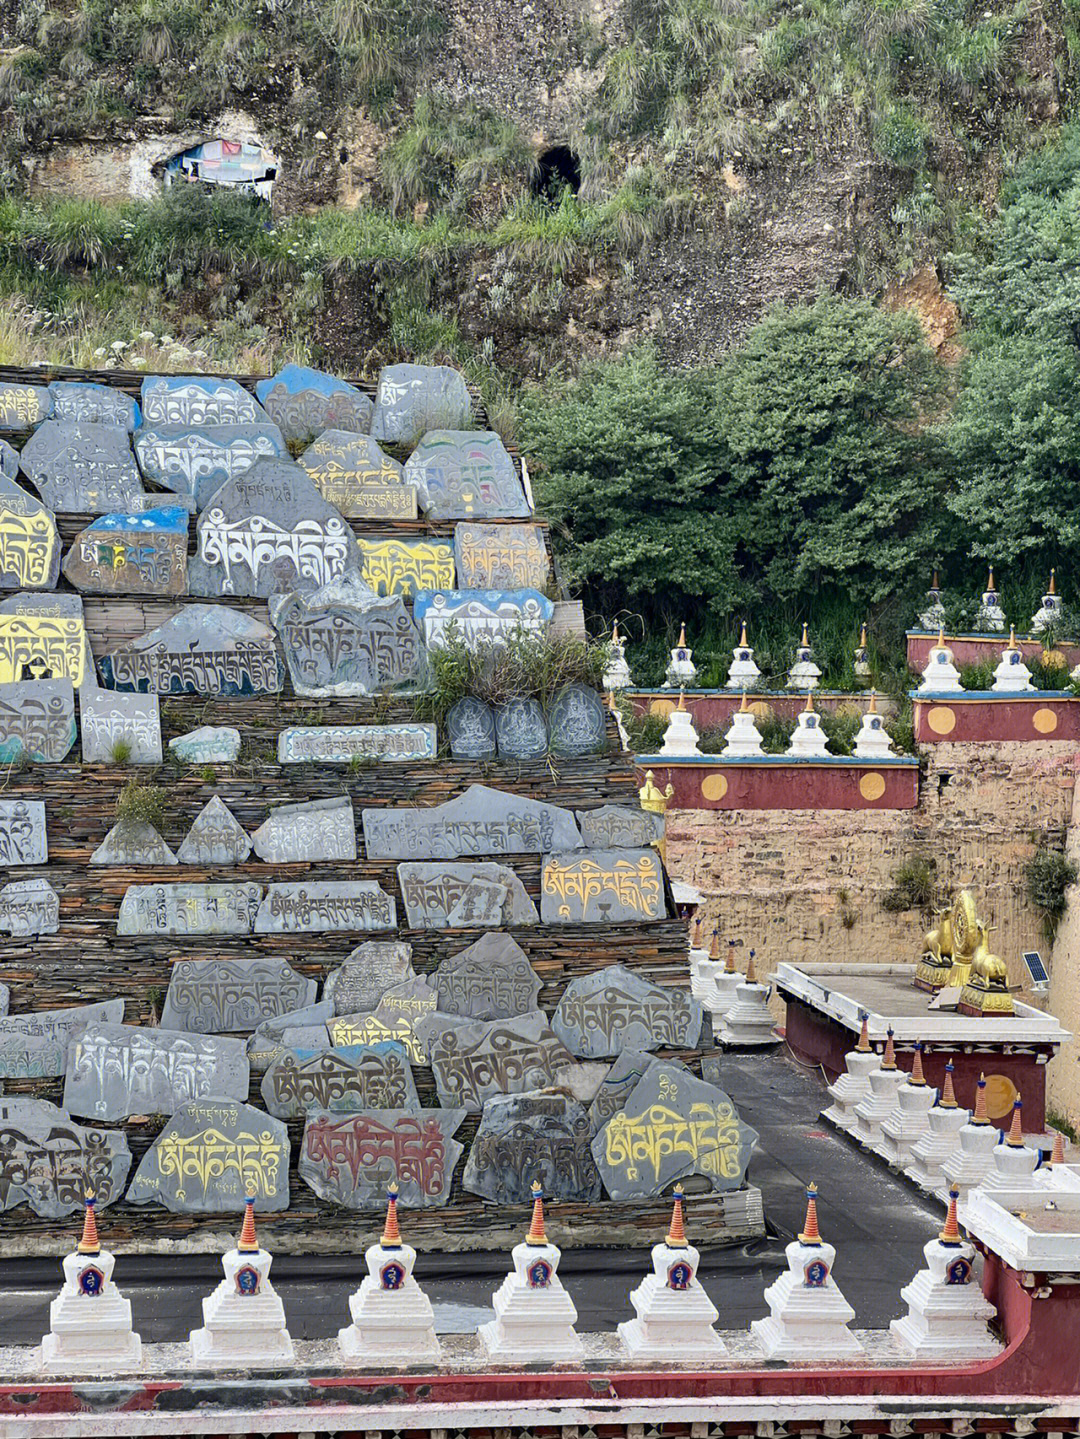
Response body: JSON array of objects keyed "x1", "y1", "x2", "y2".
[
  {"x1": 917, "y1": 627, "x2": 1077, "y2": 691},
  {"x1": 605, "y1": 622, "x2": 850, "y2": 693},
  {"x1": 920, "y1": 568, "x2": 1065, "y2": 634},
  {"x1": 688, "y1": 938, "x2": 781, "y2": 1045},
  {"x1": 658, "y1": 691, "x2": 896, "y2": 759},
  {"x1": 37, "y1": 1177, "x2": 1000, "y2": 1373},
  {"x1": 825, "y1": 1020, "x2": 1055, "y2": 1203}
]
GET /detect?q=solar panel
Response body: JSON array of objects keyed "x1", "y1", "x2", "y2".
[{"x1": 1023, "y1": 951, "x2": 1049, "y2": 987}]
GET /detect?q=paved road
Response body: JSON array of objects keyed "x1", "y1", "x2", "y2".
[{"x1": 0, "y1": 1051, "x2": 941, "y2": 1343}]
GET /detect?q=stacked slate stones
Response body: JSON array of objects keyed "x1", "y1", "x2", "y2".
[{"x1": 0, "y1": 363, "x2": 759, "y2": 1254}]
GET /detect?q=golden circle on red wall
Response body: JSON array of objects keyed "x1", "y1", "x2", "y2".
[
  {"x1": 927, "y1": 706, "x2": 957, "y2": 735},
  {"x1": 749, "y1": 701, "x2": 775, "y2": 721},
  {"x1": 1033, "y1": 707, "x2": 1059, "y2": 734},
  {"x1": 701, "y1": 773, "x2": 728, "y2": 802},
  {"x1": 859, "y1": 772, "x2": 887, "y2": 802},
  {"x1": 983, "y1": 1073, "x2": 1019, "y2": 1120},
  {"x1": 650, "y1": 699, "x2": 676, "y2": 717}
]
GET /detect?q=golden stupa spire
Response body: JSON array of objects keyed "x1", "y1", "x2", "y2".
[
  {"x1": 526, "y1": 1180, "x2": 547, "y2": 1246},
  {"x1": 237, "y1": 1184, "x2": 258, "y2": 1253},
  {"x1": 868, "y1": 689, "x2": 878, "y2": 713},
  {"x1": 803, "y1": 692, "x2": 816, "y2": 714},
  {"x1": 611, "y1": 618, "x2": 621, "y2": 645},
  {"x1": 739, "y1": 688, "x2": 750, "y2": 711},
  {"x1": 801, "y1": 622, "x2": 810, "y2": 648},
  {"x1": 939, "y1": 1189, "x2": 962, "y2": 1246},
  {"x1": 677, "y1": 622, "x2": 688, "y2": 648},
  {"x1": 677, "y1": 688, "x2": 687, "y2": 711},
  {"x1": 882, "y1": 1026, "x2": 897, "y2": 1070},
  {"x1": 939, "y1": 1061, "x2": 958, "y2": 1108},
  {"x1": 931, "y1": 568, "x2": 941, "y2": 590},
  {"x1": 77, "y1": 1192, "x2": 100, "y2": 1256},
  {"x1": 1050, "y1": 1131, "x2": 1066, "y2": 1166},
  {"x1": 799, "y1": 1183, "x2": 821, "y2": 1245},
  {"x1": 855, "y1": 1014, "x2": 871, "y2": 1052},
  {"x1": 381, "y1": 1182, "x2": 402, "y2": 1248},
  {"x1": 725, "y1": 940, "x2": 736, "y2": 974},
  {"x1": 937, "y1": 626, "x2": 946, "y2": 647},
  {"x1": 709, "y1": 924, "x2": 720, "y2": 961},
  {"x1": 1007, "y1": 624, "x2": 1019, "y2": 650},
  {"x1": 1006, "y1": 1097, "x2": 1024, "y2": 1147},
  {"x1": 739, "y1": 619, "x2": 749, "y2": 647},
  {"x1": 1049, "y1": 568, "x2": 1057, "y2": 596},
  {"x1": 909, "y1": 1042, "x2": 927, "y2": 1086},
  {"x1": 971, "y1": 1073, "x2": 990, "y2": 1125},
  {"x1": 666, "y1": 1185, "x2": 688, "y2": 1248},
  {"x1": 859, "y1": 622, "x2": 868, "y2": 648},
  {"x1": 745, "y1": 949, "x2": 757, "y2": 983},
  {"x1": 987, "y1": 567, "x2": 995, "y2": 591}
]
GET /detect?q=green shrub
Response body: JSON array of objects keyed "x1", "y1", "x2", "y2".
[
  {"x1": 873, "y1": 107, "x2": 931, "y2": 168},
  {"x1": 1026, "y1": 844, "x2": 1078, "y2": 942},
  {"x1": 882, "y1": 853, "x2": 937, "y2": 911},
  {"x1": 115, "y1": 778, "x2": 167, "y2": 830}
]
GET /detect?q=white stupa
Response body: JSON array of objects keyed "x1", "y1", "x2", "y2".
[
  {"x1": 992, "y1": 627, "x2": 1034, "y2": 693},
  {"x1": 851, "y1": 1028, "x2": 906, "y2": 1149},
  {"x1": 664, "y1": 623, "x2": 698, "y2": 689},
  {"x1": 919, "y1": 569, "x2": 945, "y2": 629},
  {"x1": 938, "y1": 1075, "x2": 1001, "y2": 1200},
  {"x1": 1031, "y1": 569, "x2": 1062, "y2": 633},
  {"x1": 878, "y1": 1042, "x2": 937, "y2": 1167},
  {"x1": 692, "y1": 929, "x2": 742, "y2": 1013},
  {"x1": 603, "y1": 619, "x2": 633, "y2": 691},
  {"x1": 711, "y1": 939, "x2": 744, "y2": 1011},
  {"x1": 905, "y1": 1062, "x2": 971, "y2": 1192},
  {"x1": 719, "y1": 950, "x2": 778, "y2": 1046},
  {"x1": 725, "y1": 620, "x2": 761, "y2": 690},
  {"x1": 918, "y1": 630, "x2": 962, "y2": 694},
  {"x1": 976, "y1": 569, "x2": 1006, "y2": 632},
  {"x1": 890, "y1": 1189, "x2": 999, "y2": 1360},
  {"x1": 823, "y1": 1016, "x2": 881, "y2": 1133},
  {"x1": 1034, "y1": 1132, "x2": 1079, "y2": 1189},
  {"x1": 979, "y1": 1099, "x2": 1040, "y2": 1191},
  {"x1": 190, "y1": 1190, "x2": 294, "y2": 1366},
  {"x1": 339, "y1": 1183, "x2": 440, "y2": 1362},
  {"x1": 853, "y1": 691, "x2": 895, "y2": 758},
  {"x1": 40, "y1": 1194, "x2": 142, "y2": 1373},
  {"x1": 751, "y1": 1184, "x2": 864, "y2": 1361},
  {"x1": 478, "y1": 1182, "x2": 583, "y2": 1362},
  {"x1": 787, "y1": 694, "x2": 830, "y2": 757},
  {"x1": 660, "y1": 690, "x2": 701, "y2": 756},
  {"x1": 853, "y1": 623, "x2": 872, "y2": 683},
  {"x1": 787, "y1": 624, "x2": 821, "y2": 691},
  {"x1": 618, "y1": 1186, "x2": 726, "y2": 1360},
  {"x1": 722, "y1": 691, "x2": 764, "y2": 756}
]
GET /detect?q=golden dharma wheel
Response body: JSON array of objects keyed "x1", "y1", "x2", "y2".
[{"x1": 951, "y1": 890, "x2": 980, "y2": 958}]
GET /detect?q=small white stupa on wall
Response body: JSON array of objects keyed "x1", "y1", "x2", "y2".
[
  {"x1": 603, "y1": 619, "x2": 633, "y2": 691},
  {"x1": 190, "y1": 1189, "x2": 294, "y2": 1366},
  {"x1": 339, "y1": 1182, "x2": 440, "y2": 1362},
  {"x1": 719, "y1": 950, "x2": 777, "y2": 1046},
  {"x1": 823, "y1": 1016, "x2": 879, "y2": 1133},
  {"x1": 40, "y1": 1193, "x2": 142, "y2": 1373},
  {"x1": 918, "y1": 630, "x2": 962, "y2": 694},
  {"x1": 1031, "y1": 569, "x2": 1062, "y2": 633},
  {"x1": 905, "y1": 1062, "x2": 970, "y2": 1191},
  {"x1": 992, "y1": 628, "x2": 1034, "y2": 693},
  {"x1": 976, "y1": 569, "x2": 1006, "y2": 631},
  {"x1": 723, "y1": 691, "x2": 765, "y2": 757},
  {"x1": 853, "y1": 692, "x2": 894, "y2": 758},
  {"x1": 890, "y1": 1189, "x2": 999, "y2": 1360},
  {"x1": 851, "y1": 1028, "x2": 906, "y2": 1149},
  {"x1": 878, "y1": 1041, "x2": 937, "y2": 1167},
  {"x1": 853, "y1": 624, "x2": 872, "y2": 683},
  {"x1": 664, "y1": 623, "x2": 698, "y2": 689},
  {"x1": 618, "y1": 1186, "x2": 726, "y2": 1360},
  {"x1": 478, "y1": 1182, "x2": 583, "y2": 1362},
  {"x1": 919, "y1": 569, "x2": 945, "y2": 629},
  {"x1": 787, "y1": 694, "x2": 830, "y2": 757},
  {"x1": 660, "y1": 691, "x2": 701, "y2": 757},
  {"x1": 787, "y1": 624, "x2": 821, "y2": 691},
  {"x1": 939, "y1": 1075, "x2": 1000, "y2": 1200},
  {"x1": 726, "y1": 621, "x2": 761, "y2": 690},
  {"x1": 980, "y1": 1098, "x2": 1040, "y2": 1191}
]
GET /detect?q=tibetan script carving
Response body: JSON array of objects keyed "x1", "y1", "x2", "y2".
[
  {"x1": 299, "y1": 1107, "x2": 465, "y2": 1209},
  {"x1": 255, "y1": 365, "x2": 374, "y2": 444},
  {"x1": 404, "y1": 431, "x2": 528, "y2": 519},
  {"x1": 413, "y1": 588, "x2": 553, "y2": 650},
  {"x1": 0, "y1": 1001, "x2": 125, "y2": 1080},
  {"x1": 398, "y1": 861, "x2": 538, "y2": 928},
  {"x1": 62, "y1": 507, "x2": 188, "y2": 596},
  {"x1": 140, "y1": 376, "x2": 266, "y2": 427},
  {"x1": 0, "y1": 799, "x2": 47, "y2": 864},
  {"x1": 370, "y1": 364, "x2": 471, "y2": 446},
  {"x1": 127, "y1": 1098, "x2": 290, "y2": 1212},
  {"x1": 0, "y1": 476, "x2": 60, "y2": 590},
  {"x1": 432, "y1": 933, "x2": 542, "y2": 1021},
  {"x1": 0, "y1": 878, "x2": 59, "y2": 935},
  {"x1": 262, "y1": 1045, "x2": 419, "y2": 1120},
  {"x1": 277, "y1": 723, "x2": 436, "y2": 764},
  {"x1": 453, "y1": 522, "x2": 549, "y2": 590},
  {"x1": 577, "y1": 805, "x2": 665, "y2": 849},
  {"x1": 417, "y1": 1011, "x2": 574, "y2": 1111},
  {"x1": 362, "y1": 783, "x2": 581, "y2": 861},
  {"x1": 99, "y1": 605, "x2": 283, "y2": 695},
  {"x1": 0, "y1": 679, "x2": 76, "y2": 763},
  {"x1": 79, "y1": 686, "x2": 163, "y2": 764},
  {"x1": 463, "y1": 1092, "x2": 602, "y2": 1204},
  {"x1": 135, "y1": 425, "x2": 286, "y2": 510},
  {"x1": 117, "y1": 883, "x2": 262, "y2": 936},
  {"x1": 253, "y1": 881, "x2": 396, "y2": 933},
  {"x1": 541, "y1": 848, "x2": 666, "y2": 923},
  {"x1": 63, "y1": 1022, "x2": 250, "y2": 1122},
  {"x1": 0, "y1": 1097, "x2": 130, "y2": 1218},
  {"x1": 551, "y1": 965, "x2": 703, "y2": 1058},
  {"x1": 161, "y1": 957, "x2": 316, "y2": 1035},
  {"x1": 357, "y1": 538, "x2": 455, "y2": 599}
]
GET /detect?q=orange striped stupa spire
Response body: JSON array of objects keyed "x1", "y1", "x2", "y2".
[
  {"x1": 1050, "y1": 1131, "x2": 1067, "y2": 1166},
  {"x1": 77, "y1": 1192, "x2": 100, "y2": 1256},
  {"x1": 709, "y1": 925, "x2": 720, "y2": 961},
  {"x1": 726, "y1": 940, "x2": 737, "y2": 974},
  {"x1": 677, "y1": 623, "x2": 688, "y2": 648},
  {"x1": 972, "y1": 1073, "x2": 990, "y2": 1124},
  {"x1": 526, "y1": 1180, "x2": 547, "y2": 1246},
  {"x1": 1006, "y1": 1097, "x2": 1025, "y2": 1147},
  {"x1": 909, "y1": 1042, "x2": 927, "y2": 1086},
  {"x1": 939, "y1": 1061, "x2": 958, "y2": 1108},
  {"x1": 666, "y1": 1185, "x2": 688, "y2": 1248},
  {"x1": 745, "y1": 949, "x2": 758, "y2": 984},
  {"x1": 855, "y1": 1014, "x2": 871, "y2": 1053},
  {"x1": 237, "y1": 1185, "x2": 258, "y2": 1253},
  {"x1": 939, "y1": 1188, "x2": 962, "y2": 1246},
  {"x1": 882, "y1": 1026, "x2": 897, "y2": 1070},
  {"x1": 799, "y1": 1183, "x2": 821, "y2": 1246},
  {"x1": 381, "y1": 1182, "x2": 402, "y2": 1248}
]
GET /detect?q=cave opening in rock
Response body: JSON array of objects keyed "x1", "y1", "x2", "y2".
[
  {"x1": 532, "y1": 145, "x2": 581, "y2": 203},
  {"x1": 162, "y1": 139, "x2": 278, "y2": 202}
]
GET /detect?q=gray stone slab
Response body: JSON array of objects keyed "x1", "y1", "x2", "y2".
[
  {"x1": 588, "y1": 1050, "x2": 692, "y2": 1134},
  {"x1": 299, "y1": 1106, "x2": 465, "y2": 1209},
  {"x1": 63, "y1": 1022, "x2": 250, "y2": 1122},
  {"x1": 0, "y1": 878, "x2": 59, "y2": 935},
  {"x1": 547, "y1": 684, "x2": 607, "y2": 757},
  {"x1": 18, "y1": 420, "x2": 148, "y2": 513},
  {"x1": 254, "y1": 1000, "x2": 334, "y2": 1043},
  {"x1": 278, "y1": 723, "x2": 436, "y2": 763},
  {"x1": 446, "y1": 697, "x2": 496, "y2": 759},
  {"x1": 79, "y1": 685, "x2": 162, "y2": 764},
  {"x1": 0, "y1": 679, "x2": 75, "y2": 763},
  {"x1": 62, "y1": 506, "x2": 188, "y2": 595},
  {"x1": 591, "y1": 1062, "x2": 758, "y2": 1200},
  {"x1": 90, "y1": 818, "x2": 177, "y2": 867},
  {"x1": 49, "y1": 381, "x2": 139, "y2": 431},
  {"x1": 417, "y1": 1011, "x2": 574, "y2": 1112},
  {"x1": 247, "y1": 1001, "x2": 334, "y2": 1072},
  {"x1": 0, "y1": 799, "x2": 47, "y2": 864},
  {"x1": 432, "y1": 933, "x2": 542, "y2": 1020},
  {"x1": 404, "y1": 431, "x2": 528, "y2": 519},
  {"x1": 117, "y1": 882, "x2": 262, "y2": 935},
  {"x1": 99, "y1": 604, "x2": 284, "y2": 695},
  {"x1": 175, "y1": 796, "x2": 252, "y2": 866},
  {"x1": 169, "y1": 727, "x2": 241, "y2": 765},
  {"x1": 135, "y1": 424, "x2": 286, "y2": 510},
  {"x1": 414, "y1": 589, "x2": 552, "y2": 650},
  {"x1": 261, "y1": 1045, "x2": 419, "y2": 1120},
  {"x1": 462, "y1": 1092, "x2": 602, "y2": 1204},
  {"x1": 160, "y1": 957, "x2": 317, "y2": 1034},
  {"x1": 251, "y1": 795, "x2": 356, "y2": 863},
  {"x1": 453, "y1": 522, "x2": 549, "y2": 590},
  {"x1": 398, "y1": 861, "x2": 538, "y2": 928},
  {"x1": 253, "y1": 881, "x2": 396, "y2": 933},
  {"x1": 370, "y1": 364, "x2": 470, "y2": 446},
  {"x1": 0, "y1": 986, "x2": 9, "y2": 1017},
  {"x1": 0, "y1": 439, "x2": 18, "y2": 478},
  {"x1": 362, "y1": 783, "x2": 581, "y2": 861},
  {"x1": 324, "y1": 941, "x2": 415, "y2": 1016},
  {"x1": 269, "y1": 570, "x2": 429, "y2": 698},
  {"x1": 576, "y1": 805, "x2": 665, "y2": 849},
  {"x1": 298, "y1": 431, "x2": 409, "y2": 517},
  {"x1": 126, "y1": 1097, "x2": 290, "y2": 1212},
  {"x1": 255, "y1": 365, "x2": 374, "y2": 444},
  {"x1": 331, "y1": 977, "x2": 439, "y2": 1063},
  {"x1": 0, "y1": 590, "x2": 94, "y2": 689},
  {"x1": 541, "y1": 848, "x2": 667, "y2": 924},
  {"x1": 551, "y1": 965, "x2": 702, "y2": 1058},
  {"x1": 0, "y1": 1096, "x2": 130, "y2": 1218},
  {"x1": 140, "y1": 375, "x2": 267, "y2": 428},
  {"x1": 0, "y1": 475, "x2": 61, "y2": 589},
  {"x1": 0, "y1": 1001, "x2": 125, "y2": 1080},
  {"x1": 0, "y1": 383, "x2": 51, "y2": 428},
  {"x1": 494, "y1": 697, "x2": 548, "y2": 759},
  {"x1": 187, "y1": 458, "x2": 362, "y2": 598}
]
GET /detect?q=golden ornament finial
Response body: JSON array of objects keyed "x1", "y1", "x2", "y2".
[
  {"x1": 987, "y1": 567, "x2": 995, "y2": 591},
  {"x1": 939, "y1": 1189, "x2": 962, "y2": 1246},
  {"x1": 745, "y1": 948, "x2": 757, "y2": 983},
  {"x1": 931, "y1": 568, "x2": 940, "y2": 590},
  {"x1": 859, "y1": 622, "x2": 868, "y2": 648},
  {"x1": 677, "y1": 688, "x2": 687, "y2": 711},
  {"x1": 611, "y1": 618, "x2": 620, "y2": 644},
  {"x1": 739, "y1": 619, "x2": 749, "y2": 647},
  {"x1": 639, "y1": 770, "x2": 673, "y2": 815},
  {"x1": 526, "y1": 1180, "x2": 547, "y2": 1246},
  {"x1": 1049, "y1": 568, "x2": 1057, "y2": 596},
  {"x1": 677, "y1": 622, "x2": 688, "y2": 648},
  {"x1": 803, "y1": 692, "x2": 815, "y2": 713},
  {"x1": 799, "y1": 1183, "x2": 821, "y2": 1245},
  {"x1": 665, "y1": 1185, "x2": 688, "y2": 1248},
  {"x1": 709, "y1": 925, "x2": 720, "y2": 961},
  {"x1": 801, "y1": 622, "x2": 810, "y2": 648},
  {"x1": 868, "y1": 689, "x2": 878, "y2": 713},
  {"x1": 937, "y1": 626, "x2": 946, "y2": 646}
]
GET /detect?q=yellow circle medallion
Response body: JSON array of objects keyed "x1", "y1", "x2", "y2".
[
  {"x1": 749, "y1": 701, "x2": 775, "y2": 721},
  {"x1": 983, "y1": 1073, "x2": 1018, "y2": 1121},
  {"x1": 1033, "y1": 707, "x2": 1059, "y2": 735},
  {"x1": 927, "y1": 706, "x2": 956, "y2": 736},
  {"x1": 649, "y1": 699, "x2": 675, "y2": 718},
  {"x1": 859, "y1": 772, "x2": 887, "y2": 802},
  {"x1": 701, "y1": 773, "x2": 728, "y2": 802}
]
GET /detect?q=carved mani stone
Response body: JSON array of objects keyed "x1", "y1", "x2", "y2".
[
  {"x1": 99, "y1": 605, "x2": 284, "y2": 695},
  {"x1": 0, "y1": 679, "x2": 76, "y2": 763},
  {"x1": 0, "y1": 877, "x2": 59, "y2": 935},
  {"x1": 251, "y1": 796, "x2": 356, "y2": 863},
  {"x1": 175, "y1": 797, "x2": 252, "y2": 866},
  {"x1": 79, "y1": 685, "x2": 163, "y2": 764},
  {"x1": 50, "y1": 381, "x2": 139, "y2": 431},
  {"x1": 370, "y1": 364, "x2": 471, "y2": 446},
  {"x1": 135, "y1": 425, "x2": 286, "y2": 510},
  {"x1": 62, "y1": 507, "x2": 188, "y2": 596},
  {"x1": 463, "y1": 1092, "x2": 602, "y2": 1204},
  {"x1": 446, "y1": 696, "x2": 496, "y2": 759},
  {"x1": 0, "y1": 1001, "x2": 124, "y2": 1080},
  {"x1": 297, "y1": 431, "x2": 409, "y2": 517},
  {"x1": 19, "y1": 420, "x2": 150, "y2": 513},
  {"x1": 547, "y1": 684, "x2": 607, "y2": 757},
  {"x1": 588, "y1": 1051, "x2": 693, "y2": 1135},
  {"x1": 169, "y1": 727, "x2": 242, "y2": 766},
  {"x1": 160, "y1": 957, "x2": 317, "y2": 1035},
  {"x1": 261, "y1": 1044, "x2": 420, "y2": 1120},
  {"x1": 0, "y1": 383, "x2": 51, "y2": 428},
  {"x1": 63, "y1": 1022, "x2": 250, "y2": 1122},
  {"x1": 139, "y1": 375, "x2": 267, "y2": 428},
  {"x1": 404, "y1": 432, "x2": 528, "y2": 520},
  {"x1": 577, "y1": 805, "x2": 665, "y2": 849},
  {"x1": 299, "y1": 1106, "x2": 465, "y2": 1209},
  {"x1": 324, "y1": 941, "x2": 416, "y2": 1016},
  {"x1": 0, "y1": 1096, "x2": 130, "y2": 1218},
  {"x1": 432, "y1": 933, "x2": 542, "y2": 1021},
  {"x1": 541, "y1": 848, "x2": 667, "y2": 924},
  {"x1": 126, "y1": 1098, "x2": 290, "y2": 1213},
  {"x1": 416, "y1": 1011, "x2": 574, "y2": 1112},
  {"x1": 453, "y1": 522, "x2": 549, "y2": 590},
  {"x1": 361, "y1": 783, "x2": 581, "y2": 861},
  {"x1": 255, "y1": 364, "x2": 374, "y2": 444},
  {"x1": 117, "y1": 883, "x2": 262, "y2": 936},
  {"x1": 90, "y1": 818, "x2": 177, "y2": 867},
  {"x1": 397, "y1": 862, "x2": 538, "y2": 928},
  {"x1": 0, "y1": 475, "x2": 61, "y2": 590},
  {"x1": 551, "y1": 965, "x2": 703, "y2": 1058},
  {"x1": 0, "y1": 799, "x2": 47, "y2": 864},
  {"x1": 494, "y1": 697, "x2": 548, "y2": 759},
  {"x1": 414, "y1": 589, "x2": 553, "y2": 651},
  {"x1": 253, "y1": 881, "x2": 396, "y2": 933},
  {"x1": 277, "y1": 724, "x2": 436, "y2": 764}
]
